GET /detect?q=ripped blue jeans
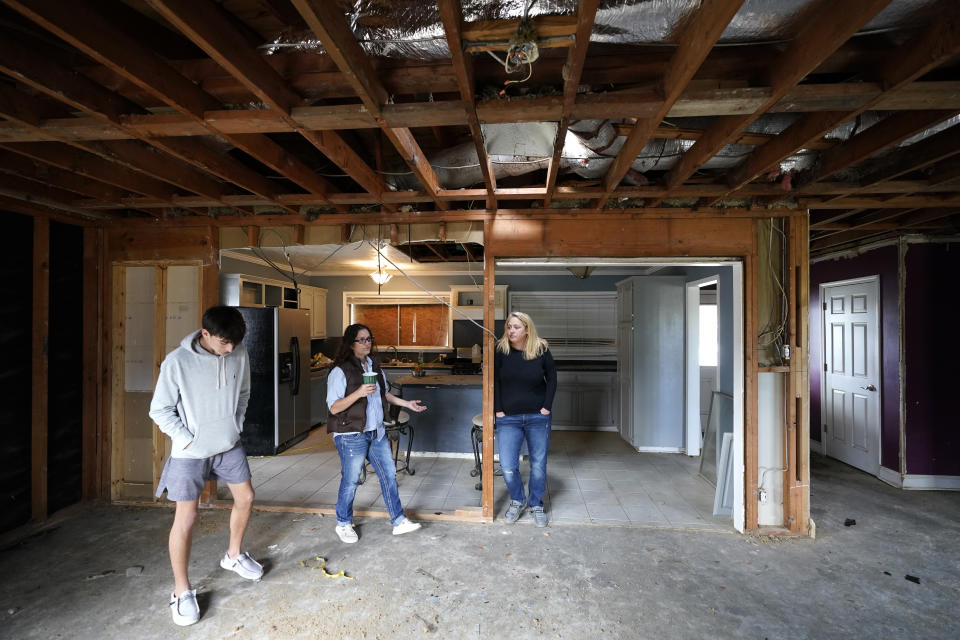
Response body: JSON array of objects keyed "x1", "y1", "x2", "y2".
[
  {"x1": 495, "y1": 412, "x2": 552, "y2": 508},
  {"x1": 334, "y1": 431, "x2": 405, "y2": 526}
]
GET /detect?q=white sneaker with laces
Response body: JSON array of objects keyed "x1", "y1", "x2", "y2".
[
  {"x1": 335, "y1": 523, "x2": 359, "y2": 543},
  {"x1": 169, "y1": 588, "x2": 199, "y2": 626},
  {"x1": 219, "y1": 551, "x2": 263, "y2": 581},
  {"x1": 392, "y1": 518, "x2": 422, "y2": 536}
]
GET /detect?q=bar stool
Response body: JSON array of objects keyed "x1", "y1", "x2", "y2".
[
  {"x1": 358, "y1": 390, "x2": 415, "y2": 485},
  {"x1": 470, "y1": 414, "x2": 501, "y2": 491}
]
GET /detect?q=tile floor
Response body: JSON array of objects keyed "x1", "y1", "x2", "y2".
[{"x1": 247, "y1": 429, "x2": 732, "y2": 530}]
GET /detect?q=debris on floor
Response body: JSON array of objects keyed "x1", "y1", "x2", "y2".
[
  {"x1": 905, "y1": 575, "x2": 921, "y2": 584},
  {"x1": 83, "y1": 570, "x2": 116, "y2": 581},
  {"x1": 300, "y1": 556, "x2": 354, "y2": 580},
  {"x1": 844, "y1": 519, "x2": 856, "y2": 527},
  {"x1": 124, "y1": 566, "x2": 143, "y2": 577}
]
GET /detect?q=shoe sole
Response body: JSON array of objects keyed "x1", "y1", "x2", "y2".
[{"x1": 172, "y1": 615, "x2": 199, "y2": 627}]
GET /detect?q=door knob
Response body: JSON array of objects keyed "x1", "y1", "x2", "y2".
[{"x1": 861, "y1": 384, "x2": 877, "y2": 391}]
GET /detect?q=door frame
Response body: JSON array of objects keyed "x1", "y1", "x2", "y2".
[
  {"x1": 685, "y1": 276, "x2": 719, "y2": 458},
  {"x1": 818, "y1": 275, "x2": 882, "y2": 474}
]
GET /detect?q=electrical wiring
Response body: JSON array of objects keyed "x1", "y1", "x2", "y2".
[
  {"x1": 252, "y1": 228, "x2": 299, "y2": 288},
  {"x1": 758, "y1": 218, "x2": 789, "y2": 351}
]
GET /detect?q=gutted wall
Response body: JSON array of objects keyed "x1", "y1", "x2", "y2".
[
  {"x1": 811, "y1": 239, "x2": 960, "y2": 477},
  {"x1": 903, "y1": 242, "x2": 960, "y2": 476},
  {"x1": 810, "y1": 244, "x2": 900, "y2": 472}
]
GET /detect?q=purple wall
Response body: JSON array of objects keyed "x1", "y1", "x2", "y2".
[
  {"x1": 903, "y1": 242, "x2": 960, "y2": 476},
  {"x1": 809, "y1": 245, "x2": 900, "y2": 471}
]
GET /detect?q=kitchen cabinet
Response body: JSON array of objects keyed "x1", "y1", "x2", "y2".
[
  {"x1": 221, "y1": 273, "x2": 298, "y2": 310},
  {"x1": 551, "y1": 370, "x2": 616, "y2": 430},
  {"x1": 299, "y1": 285, "x2": 327, "y2": 339},
  {"x1": 450, "y1": 284, "x2": 508, "y2": 320}
]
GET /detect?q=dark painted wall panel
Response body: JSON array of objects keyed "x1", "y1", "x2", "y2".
[
  {"x1": 903, "y1": 242, "x2": 960, "y2": 476},
  {"x1": 0, "y1": 213, "x2": 33, "y2": 533},
  {"x1": 810, "y1": 245, "x2": 900, "y2": 471},
  {"x1": 48, "y1": 222, "x2": 84, "y2": 514}
]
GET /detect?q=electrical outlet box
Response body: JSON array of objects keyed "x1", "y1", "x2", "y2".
[{"x1": 758, "y1": 488, "x2": 768, "y2": 504}]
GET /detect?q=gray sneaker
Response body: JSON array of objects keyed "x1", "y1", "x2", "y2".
[
  {"x1": 531, "y1": 506, "x2": 548, "y2": 527},
  {"x1": 169, "y1": 589, "x2": 199, "y2": 626},
  {"x1": 503, "y1": 499, "x2": 527, "y2": 523}
]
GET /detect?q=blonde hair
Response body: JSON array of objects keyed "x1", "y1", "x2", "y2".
[{"x1": 497, "y1": 311, "x2": 548, "y2": 360}]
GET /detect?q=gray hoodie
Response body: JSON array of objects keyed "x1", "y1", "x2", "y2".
[{"x1": 149, "y1": 330, "x2": 251, "y2": 459}]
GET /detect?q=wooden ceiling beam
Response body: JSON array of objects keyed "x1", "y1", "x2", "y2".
[
  {"x1": 0, "y1": 149, "x2": 131, "y2": 202},
  {"x1": 543, "y1": 0, "x2": 599, "y2": 208},
  {"x1": 439, "y1": 0, "x2": 497, "y2": 210},
  {"x1": 0, "y1": 142, "x2": 189, "y2": 217},
  {"x1": 0, "y1": 193, "x2": 103, "y2": 224},
  {"x1": 2, "y1": 0, "x2": 304, "y2": 215},
  {"x1": 659, "y1": 0, "x2": 893, "y2": 202},
  {"x1": 714, "y1": 5, "x2": 960, "y2": 205},
  {"x1": 4, "y1": 81, "x2": 960, "y2": 144},
  {"x1": 595, "y1": 0, "x2": 744, "y2": 207},
  {"x1": 815, "y1": 111, "x2": 958, "y2": 183},
  {"x1": 853, "y1": 123, "x2": 960, "y2": 189},
  {"x1": 145, "y1": 0, "x2": 395, "y2": 208},
  {"x1": 291, "y1": 0, "x2": 447, "y2": 210},
  {"x1": 0, "y1": 173, "x2": 107, "y2": 218}
]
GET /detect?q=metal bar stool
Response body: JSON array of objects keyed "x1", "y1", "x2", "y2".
[
  {"x1": 358, "y1": 386, "x2": 415, "y2": 485},
  {"x1": 470, "y1": 413, "x2": 501, "y2": 491}
]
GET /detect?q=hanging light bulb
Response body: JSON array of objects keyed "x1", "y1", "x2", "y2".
[
  {"x1": 370, "y1": 227, "x2": 392, "y2": 284},
  {"x1": 369, "y1": 269, "x2": 392, "y2": 285}
]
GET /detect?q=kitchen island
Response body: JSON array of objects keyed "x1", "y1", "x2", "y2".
[{"x1": 394, "y1": 374, "x2": 482, "y2": 454}]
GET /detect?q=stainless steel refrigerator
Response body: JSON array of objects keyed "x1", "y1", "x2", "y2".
[{"x1": 238, "y1": 307, "x2": 311, "y2": 455}]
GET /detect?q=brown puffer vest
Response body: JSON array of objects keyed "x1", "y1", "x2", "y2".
[{"x1": 327, "y1": 356, "x2": 389, "y2": 434}]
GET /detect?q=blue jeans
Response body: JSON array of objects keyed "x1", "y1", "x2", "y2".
[
  {"x1": 334, "y1": 431, "x2": 405, "y2": 526},
  {"x1": 495, "y1": 413, "x2": 551, "y2": 508}
]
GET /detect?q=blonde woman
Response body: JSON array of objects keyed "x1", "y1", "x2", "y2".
[{"x1": 494, "y1": 311, "x2": 557, "y2": 526}]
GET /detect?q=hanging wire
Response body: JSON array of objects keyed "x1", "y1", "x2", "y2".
[{"x1": 366, "y1": 239, "x2": 497, "y2": 340}]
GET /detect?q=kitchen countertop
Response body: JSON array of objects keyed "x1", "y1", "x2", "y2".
[
  {"x1": 395, "y1": 374, "x2": 482, "y2": 386},
  {"x1": 380, "y1": 362, "x2": 453, "y2": 369}
]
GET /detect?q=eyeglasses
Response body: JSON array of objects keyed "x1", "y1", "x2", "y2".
[{"x1": 353, "y1": 337, "x2": 373, "y2": 344}]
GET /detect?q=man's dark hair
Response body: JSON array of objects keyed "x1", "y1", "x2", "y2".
[
  {"x1": 202, "y1": 306, "x2": 246, "y2": 344},
  {"x1": 334, "y1": 323, "x2": 376, "y2": 365}
]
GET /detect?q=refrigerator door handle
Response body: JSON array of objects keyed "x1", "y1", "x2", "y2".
[{"x1": 290, "y1": 336, "x2": 301, "y2": 396}]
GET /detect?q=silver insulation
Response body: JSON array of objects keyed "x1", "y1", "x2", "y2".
[{"x1": 257, "y1": 0, "x2": 944, "y2": 189}]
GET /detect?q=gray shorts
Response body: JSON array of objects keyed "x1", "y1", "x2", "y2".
[{"x1": 155, "y1": 443, "x2": 252, "y2": 502}]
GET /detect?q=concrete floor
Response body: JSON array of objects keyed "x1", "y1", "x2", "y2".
[
  {"x1": 249, "y1": 431, "x2": 730, "y2": 529},
  {"x1": 1, "y1": 454, "x2": 958, "y2": 640}
]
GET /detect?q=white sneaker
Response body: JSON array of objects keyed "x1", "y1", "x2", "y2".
[
  {"x1": 219, "y1": 551, "x2": 263, "y2": 581},
  {"x1": 335, "y1": 523, "x2": 358, "y2": 543},
  {"x1": 169, "y1": 589, "x2": 199, "y2": 626},
  {"x1": 392, "y1": 518, "x2": 422, "y2": 536}
]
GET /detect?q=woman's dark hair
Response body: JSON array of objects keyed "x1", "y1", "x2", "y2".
[
  {"x1": 334, "y1": 323, "x2": 378, "y2": 365},
  {"x1": 202, "y1": 305, "x2": 246, "y2": 344}
]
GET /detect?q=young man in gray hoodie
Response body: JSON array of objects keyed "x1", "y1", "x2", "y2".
[{"x1": 150, "y1": 305, "x2": 263, "y2": 626}]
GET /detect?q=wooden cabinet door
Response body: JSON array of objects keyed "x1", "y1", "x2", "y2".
[{"x1": 399, "y1": 304, "x2": 449, "y2": 346}]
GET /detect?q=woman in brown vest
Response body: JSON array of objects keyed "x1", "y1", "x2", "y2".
[{"x1": 326, "y1": 323, "x2": 426, "y2": 543}]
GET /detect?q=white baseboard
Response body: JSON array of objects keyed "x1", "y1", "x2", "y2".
[
  {"x1": 635, "y1": 446, "x2": 683, "y2": 453},
  {"x1": 809, "y1": 438, "x2": 824, "y2": 455},
  {"x1": 876, "y1": 465, "x2": 902, "y2": 488},
  {"x1": 902, "y1": 474, "x2": 960, "y2": 491}
]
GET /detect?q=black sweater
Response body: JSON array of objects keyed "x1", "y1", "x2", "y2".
[{"x1": 494, "y1": 346, "x2": 557, "y2": 415}]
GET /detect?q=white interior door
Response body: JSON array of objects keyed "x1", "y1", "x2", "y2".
[{"x1": 821, "y1": 277, "x2": 881, "y2": 475}]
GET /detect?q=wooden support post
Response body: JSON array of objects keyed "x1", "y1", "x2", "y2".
[
  {"x1": 82, "y1": 227, "x2": 102, "y2": 499},
  {"x1": 481, "y1": 220, "x2": 494, "y2": 520},
  {"x1": 745, "y1": 239, "x2": 759, "y2": 531},
  {"x1": 293, "y1": 224, "x2": 305, "y2": 246},
  {"x1": 152, "y1": 267, "x2": 167, "y2": 499},
  {"x1": 247, "y1": 225, "x2": 260, "y2": 248},
  {"x1": 32, "y1": 216, "x2": 50, "y2": 521},
  {"x1": 788, "y1": 212, "x2": 811, "y2": 533}
]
